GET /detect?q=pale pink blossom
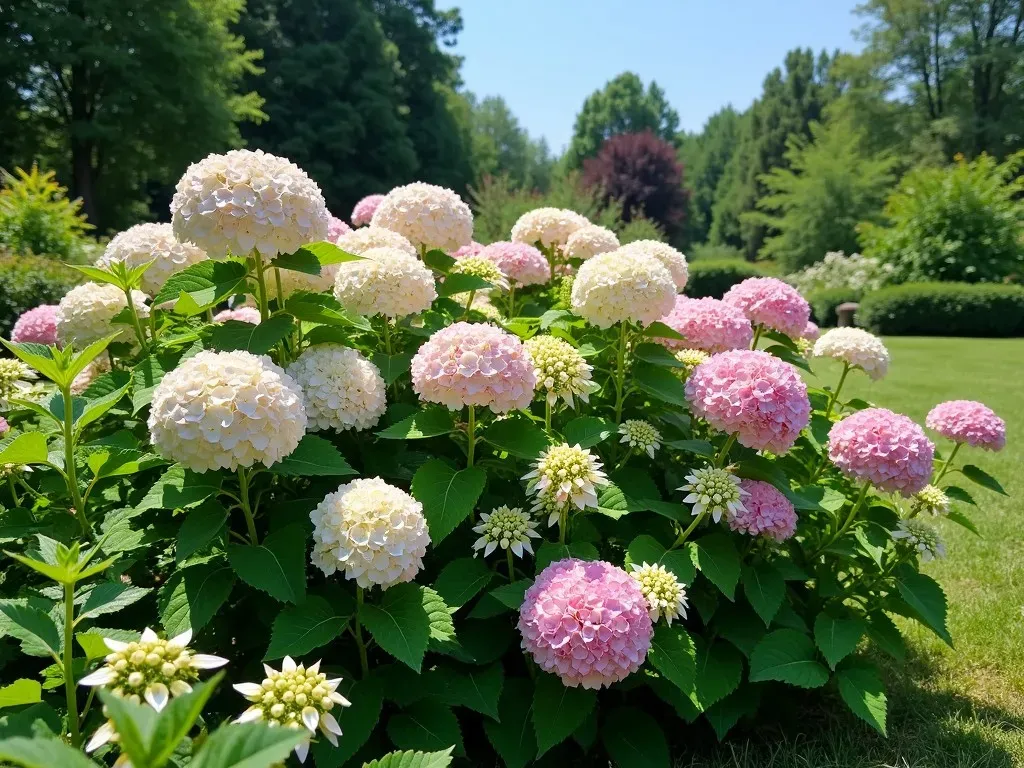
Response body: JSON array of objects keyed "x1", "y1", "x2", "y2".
[
  {"x1": 730, "y1": 480, "x2": 797, "y2": 541},
  {"x1": 659, "y1": 296, "x2": 753, "y2": 353},
  {"x1": 478, "y1": 242, "x2": 549, "y2": 287},
  {"x1": 327, "y1": 215, "x2": 352, "y2": 241},
  {"x1": 722, "y1": 277, "x2": 810, "y2": 338},
  {"x1": 452, "y1": 241, "x2": 485, "y2": 259},
  {"x1": 926, "y1": 400, "x2": 1006, "y2": 451},
  {"x1": 213, "y1": 307, "x2": 261, "y2": 324},
  {"x1": 11, "y1": 305, "x2": 59, "y2": 345},
  {"x1": 351, "y1": 194, "x2": 385, "y2": 227},
  {"x1": 828, "y1": 408, "x2": 935, "y2": 495}
]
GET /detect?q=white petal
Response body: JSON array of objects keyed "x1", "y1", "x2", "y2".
[
  {"x1": 103, "y1": 638, "x2": 129, "y2": 652},
  {"x1": 191, "y1": 654, "x2": 229, "y2": 670},
  {"x1": 170, "y1": 680, "x2": 193, "y2": 697},
  {"x1": 86, "y1": 721, "x2": 115, "y2": 752},
  {"x1": 263, "y1": 664, "x2": 277, "y2": 678},
  {"x1": 301, "y1": 706, "x2": 320, "y2": 733},
  {"x1": 329, "y1": 691, "x2": 352, "y2": 707},
  {"x1": 145, "y1": 682, "x2": 169, "y2": 711},
  {"x1": 294, "y1": 740, "x2": 310, "y2": 763},
  {"x1": 141, "y1": 628, "x2": 159, "y2": 642},
  {"x1": 324, "y1": 677, "x2": 343, "y2": 691},
  {"x1": 484, "y1": 541, "x2": 497, "y2": 557},
  {"x1": 233, "y1": 682, "x2": 264, "y2": 698},
  {"x1": 235, "y1": 706, "x2": 263, "y2": 723},
  {"x1": 511, "y1": 541, "x2": 523, "y2": 557},
  {"x1": 79, "y1": 667, "x2": 117, "y2": 687},
  {"x1": 169, "y1": 629, "x2": 193, "y2": 647},
  {"x1": 321, "y1": 711, "x2": 343, "y2": 736},
  {"x1": 282, "y1": 656, "x2": 297, "y2": 673},
  {"x1": 320, "y1": 724, "x2": 339, "y2": 747},
  {"x1": 307, "y1": 660, "x2": 321, "y2": 675}
]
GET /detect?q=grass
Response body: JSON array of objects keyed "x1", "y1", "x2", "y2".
[{"x1": 679, "y1": 337, "x2": 1024, "y2": 768}]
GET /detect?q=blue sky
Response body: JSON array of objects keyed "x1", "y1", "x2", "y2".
[{"x1": 450, "y1": 0, "x2": 864, "y2": 151}]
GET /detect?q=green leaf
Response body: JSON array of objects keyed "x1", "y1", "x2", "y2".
[
  {"x1": 425, "y1": 663, "x2": 503, "y2": 719},
  {"x1": 265, "y1": 434, "x2": 356, "y2": 477},
  {"x1": 210, "y1": 315, "x2": 294, "y2": 355},
  {"x1": 813, "y1": 612, "x2": 866, "y2": 670},
  {"x1": 145, "y1": 677, "x2": 221, "y2": 767},
  {"x1": 131, "y1": 354, "x2": 181, "y2": 414},
  {"x1": 190, "y1": 722, "x2": 307, "y2": 768},
  {"x1": 562, "y1": 416, "x2": 616, "y2": 449},
  {"x1": 0, "y1": 340, "x2": 64, "y2": 386},
  {"x1": 483, "y1": 678, "x2": 535, "y2": 768},
  {"x1": 865, "y1": 611, "x2": 905, "y2": 661},
  {"x1": 691, "y1": 533, "x2": 741, "y2": 600},
  {"x1": 532, "y1": 673, "x2": 596, "y2": 756},
  {"x1": 432, "y1": 557, "x2": 492, "y2": 609},
  {"x1": 895, "y1": 567, "x2": 952, "y2": 646},
  {"x1": 137, "y1": 465, "x2": 222, "y2": 512},
  {"x1": 945, "y1": 508, "x2": 981, "y2": 536},
  {"x1": 310, "y1": 679, "x2": 383, "y2": 766},
  {"x1": 74, "y1": 379, "x2": 132, "y2": 439},
  {"x1": 624, "y1": 534, "x2": 695, "y2": 585},
  {"x1": 96, "y1": 690, "x2": 157, "y2": 767},
  {"x1": 487, "y1": 579, "x2": 532, "y2": 611},
  {"x1": 377, "y1": 407, "x2": 456, "y2": 440},
  {"x1": 285, "y1": 291, "x2": 367, "y2": 328},
  {"x1": 264, "y1": 595, "x2": 353, "y2": 660},
  {"x1": 960, "y1": 464, "x2": 1007, "y2": 495},
  {"x1": 71, "y1": 262, "x2": 128, "y2": 287},
  {"x1": 0, "y1": 602, "x2": 61, "y2": 658},
  {"x1": 836, "y1": 662, "x2": 887, "y2": 736},
  {"x1": 0, "y1": 736, "x2": 99, "y2": 768},
  {"x1": 648, "y1": 623, "x2": 696, "y2": 695},
  {"x1": 359, "y1": 583, "x2": 434, "y2": 671},
  {"x1": 372, "y1": 352, "x2": 414, "y2": 386},
  {"x1": 482, "y1": 414, "x2": 549, "y2": 459},
  {"x1": 410, "y1": 459, "x2": 487, "y2": 543},
  {"x1": 741, "y1": 562, "x2": 785, "y2": 626},
  {"x1": 176, "y1": 500, "x2": 228, "y2": 562},
  {"x1": 642, "y1": 321, "x2": 686, "y2": 341},
  {"x1": 159, "y1": 561, "x2": 236, "y2": 636},
  {"x1": 78, "y1": 583, "x2": 151, "y2": 621},
  {"x1": 363, "y1": 748, "x2": 454, "y2": 768},
  {"x1": 153, "y1": 260, "x2": 248, "y2": 315},
  {"x1": 704, "y1": 687, "x2": 762, "y2": 740},
  {"x1": 437, "y1": 272, "x2": 493, "y2": 297},
  {"x1": 423, "y1": 249, "x2": 456, "y2": 273},
  {"x1": 665, "y1": 438, "x2": 715, "y2": 458},
  {"x1": 227, "y1": 525, "x2": 307, "y2": 603},
  {"x1": 534, "y1": 541, "x2": 599, "y2": 572},
  {"x1": 0, "y1": 680, "x2": 41, "y2": 709},
  {"x1": 602, "y1": 706, "x2": 670, "y2": 768},
  {"x1": 749, "y1": 629, "x2": 829, "y2": 688},
  {"x1": 693, "y1": 640, "x2": 743, "y2": 710},
  {"x1": 270, "y1": 248, "x2": 322, "y2": 276},
  {"x1": 0, "y1": 433, "x2": 48, "y2": 467},
  {"x1": 295, "y1": 241, "x2": 365, "y2": 267},
  {"x1": 387, "y1": 701, "x2": 463, "y2": 755},
  {"x1": 632, "y1": 342, "x2": 684, "y2": 368},
  {"x1": 944, "y1": 485, "x2": 975, "y2": 505},
  {"x1": 633, "y1": 362, "x2": 687, "y2": 406}
]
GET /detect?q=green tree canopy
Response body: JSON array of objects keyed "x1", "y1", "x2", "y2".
[
  {"x1": 679, "y1": 106, "x2": 743, "y2": 245},
  {"x1": 467, "y1": 95, "x2": 552, "y2": 192}
]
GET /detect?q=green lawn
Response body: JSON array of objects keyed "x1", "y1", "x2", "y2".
[{"x1": 682, "y1": 337, "x2": 1024, "y2": 768}]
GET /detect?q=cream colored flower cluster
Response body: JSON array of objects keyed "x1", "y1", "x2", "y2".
[
  {"x1": 56, "y1": 282, "x2": 150, "y2": 348},
  {"x1": 618, "y1": 240, "x2": 688, "y2": 291},
  {"x1": 570, "y1": 249, "x2": 676, "y2": 328},
  {"x1": 524, "y1": 443, "x2": 608, "y2": 511},
  {"x1": 511, "y1": 207, "x2": 589, "y2": 249},
  {"x1": 286, "y1": 344, "x2": 386, "y2": 433},
  {"x1": 148, "y1": 350, "x2": 306, "y2": 472},
  {"x1": 335, "y1": 225, "x2": 417, "y2": 257},
  {"x1": 523, "y1": 335, "x2": 598, "y2": 408},
  {"x1": 630, "y1": 562, "x2": 688, "y2": 625},
  {"x1": 813, "y1": 327, "x2": 890, "y2": 380},
  {"x1": 97, "y1": 223, "x2": 208, "y2": 294},
  {"x1": 333, "y1": 246, "x2": 437, "y2": 319},
  {"x1": 449, "y1": 255, "x2": 510, "y2": 292},
  {"x1": 563, "y1": 225, "x2": 620, "y2": 260},
  {"x1": 371, "y1": 182, "x2": 473, "y2": 253}
]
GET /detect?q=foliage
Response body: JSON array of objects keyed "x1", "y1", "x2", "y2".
[
  {"x1": 860, "y1": 152, "x2": 1024, "y2": 284},
  {"x1": 686, "y1": 259, "x2": 766, "y2": 298},
  {"x1": 0, "y1": 166, "x2": 93, "y2": 261},
  {"x1": 857, "y1": 282, "x2": 1024, "y2": 336},
  {"x1": 619, "y1": 216, "x2": 666, "y2": 245},
  {"x1": 467, "y1": 95, "x2": 553, "y2": 192},
  {"x1": 582, "y1": 131, "x2": 690, "y2": 239},
  {"x1": 807, "y1": 287, "x2": 863, "y2": 327},
  {"x1": 0, "y1": 252, "x2": 83, "y2": 337},
  {"x1": 689, "y1": 243, "x2": 746, "y2": 262},
  {"x1": 679, "y1": 107, "x2": 743, "y2": 246},
  {"x1": 788, "y1": 251, "x2": 894, "y2": 297}
]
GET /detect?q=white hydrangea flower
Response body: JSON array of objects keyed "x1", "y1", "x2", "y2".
[
  {"x1": 563, "y1": 225, "x2": 620, "y2": 261},
  {"x1": 630, "y1": 562, "x2": 689, "y2": 624},
  {"x1": 813, "y1": 328, "x2": 890, "y2": 380},
  {"x1": 370, "y1": 182, "x2": 473, "y2": 253},
  {"x1": 511, "y1": 207, "x2": 589, "y2": 249},
  {"x1": 97, "y1": 223, "x2": 208, "y2": 294},
  {"x1": 234, "y1": 656, "x2": 350, "y2": 763},
  {"x1": 912, "y1": 484, "x2": 951, "y2": 517},
  {"x1": 618, "y1": 420, "x2": 662, "y2": 458},
  {"x1": 0, "y1": 359, "x2": 37, "y2": 409},
  {"x1": 310, "y1": 477, "x2": 430, "y2": 589},
  {"x1": 892, "y1": 519, "x2": 946, "y2": 561},
  {"x1": 530, "y1": 492, "x2": 574, "y2": 529},
  {"x1": 148, "y1": 350, "x2": 306, "y2": 472},
  {"x1": 335, "y1": 226, "x2": 417, "y2": 257},
  {"x1": 333, "y1": 246, "x2": 437, "y2": 319},
  {"x1": 171, "y1": 149, "x2": 329, "y2": 260},
  {"x1": 679, "y1": 466, "x2": 747, "y2": 523},
  {"x1": 287, "y1": 345, "x2": 386, "y2": 433},
  {"x1": 524, "y1": 443, "x2": 609, "y2": 511},
  {"x1": 618, "y1": 240, "x2": 688, "y2": 291},
  {"x1": 570, "y1": 249, "x2": 676, "y2": 328},
  {"x1": 472, "y1": 506, "x2": 541, "y2": 558},
  {"x1": 56, "y1": 282, "x2": 150, "y2": 348},
  {"x1": 523, "y1": 335, "x2": 599, "y2": 408},
  {"x1": 449, "y1": 255, "x2": 510, "y2": 292},
  {"x1": 274, "y1": 265, "x2": 336, "y2": 297},
  {"x1": 673, "y1": 349, "x2": 711, "y2": 379}
]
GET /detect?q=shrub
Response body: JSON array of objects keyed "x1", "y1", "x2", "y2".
[
  {"x1": 688, "y1": 242, "x2": 744, "y2": 261},
  {"x1": 687, "y1": 258, "x2": 765, "y2": 297},
  {"x1": 0, "y1": 165, "x2": 93, "y2": 260},
  {"x1": 856, "y1": 282, "x2": 1024, "y2": 336},
  {"x1": 859, "y1": 152, "x2": 1024, "y2": 283},
  {"x1": 0, "y1": 251, "x2": 83, "y2": 337},
  {"x1": 618, "y1": 214, "x2": 666, "y2": 244},
  {"x1": 788, "y1": 251, "x2": 894, "y2": 296},
  {"x1": 807, "y1": 286, "x2": 862, "y2": 326}
]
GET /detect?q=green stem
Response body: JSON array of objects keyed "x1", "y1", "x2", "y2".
[
  {"x1": 462, "y1": 289, "x2": 477, "y2": 320},
  {"x1": 934, "y1": 442, "x2": 962, "y2": 485},
  {"x1": 122, "y1": 287, "x2": 150, "y2": 353},
  {"x1": 252, "y1": 253, "x2": 270, "y2": 322},
  {"x1": 815, "y1": 483, "x2": 871, "y2": 556},
  {"x1": 274, "y1": 267, "x2": 285, "y2": 310},
  {"x1": 466, "y1": 405, "x2": 476, "y2": 468},
  {"x1": 546, "y1": 245, "x2": 556, "y2": 284},
  {"x1": 383, "y1": 319, "x2": 393, "y2": 355},
  {"x1": 355, "y1": 587, "x2": 370, "y2": 678},
  {"x1": 63, "y1": 583, "x2": 82, "y2": 747},
  {"x1": 673, "y1": 508, "x2": 708, "y2": 548},
  {"x1": 558, "y1": 507, "x2": 568, "y2": 544},
  {"x1": 714, "y1": 434, "x2": 737, "y2": 468},
  {"x1": 507, "y1": 284, "x2": 517, "y2": 317},
  {"x1": 612, "y1": 322, "x2": 630, "y2": 424},
  {"x1": 237, "y1": 468, "x2": 258, "y2": 544},
  {"x1": 506, "y1": 547, "x2": 516, "y2": 582},
  {"x1": 7, "y1": 476, "x2": 20, "y2": 507},
  {"x1": 61, "y1": 385, "x2": 89, "y2": 537},
  {"x1": 825, "y1": 363, "x2": 851, "y2": 419},
  {"x1": 750, "y1": 325, "x2": 763, "y2": 350},
  {"x1": 544, "y1": 398, "x2": 552, "y2": 432}
]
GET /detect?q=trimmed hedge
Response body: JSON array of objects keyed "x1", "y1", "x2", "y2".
[
  {"x1": 686, "y1": 258, "x2": 764, "y2": 298},
  {"x1": 0, "y1": 252, "x2": 83, "y2": 337},
  {"x1": 856, "y1": 282, "x2": 1024, "y2": 337},
  {"x1": 807, "y1": 287, "x2": 862, "y2": 327}
]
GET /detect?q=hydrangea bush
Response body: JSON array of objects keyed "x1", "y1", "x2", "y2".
[{"x1": 0, "y1": 148, "x2": 1010, "y2": 768}]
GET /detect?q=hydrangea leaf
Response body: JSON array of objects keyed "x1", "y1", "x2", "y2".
[
  {"x1": 894, "y1": 566, "x2": 952, "y2": 646},
  {"x1": 77, "y1": 583, "x2": 151, "y2": 622},
  {"x1": 692, "y1": 639, "x2": 744, "y2": 710},
  {"x1": 704, "y1": 687, "x2": 762, "y2": 741},
  {"x1": 386, "y1": 701, "x2": 464, "y2": 756},
  {"x1": 310, "y1": 678, "x2": 383, "y2": 767},
  {"x1": 159, "y1": 561, "x2": 235, "y2": 636},
  {"x1": 0, "y1": 680, "x2": 41, "y2": 710},
  {"x1": 625, "y1": 534, "x2": 695, "y2": 585},
  {"x1": 423, "y1": 663, "x2": 503, "y2": 720},
  {"x1": 483, "y1": 678, "x2": 536, "y2": 768},
  {"x1": 360, "y1": 583, "x2": 451, "y2": 672},
  {"x1": 362, "y1": 748, "x2": 454, "y2": 768},
  {"x1": 633, "y1": 362, "x2": 687, "y2": 406},
  {"x1": 749, "y1": 629, "x2": 829, "y2": 688},
  {"x1": 647, "y1": 623, "x2": 697, "y2": 695},
  {"x1": 690, "y1": 533, "x2": 741, "y2": 600},
  {"x1": 377, "y1": 407, "x2": 455, "y2": 440},
  {"x1": 175, "y1": 500, "x2": 228, "y2": 563},
  {"x1": 432, "y1": 557, "x2": 493, "y2": 610},
  {"x1": 562, "y1": 416, "x2": 616, "y2": 449},
  {"x1": 371, "y1": 352, "x2": 414, "y2": 386},
  {"x1": 0, "y1": 736, "x2": 99, "y2": 768},
  {"x1": 741, "y1": 562, "x2": 785, "y2": 626},
  {"x1": 482, "y1": 414, "x2": 549, "y2": 459},
  {"x1": 410, "y1": 459, "x2": 487, "y2": 543},
  {"x1": 265, "y1": 434, "x2": 356, "y2": 477},
  {"x1": 189, "y1": 722, "x2": 307, "y2": 768},
  {"x1": 960, "y1": 464, "x2": 1007, "y2": 495},
  {"x1": 813, "y1": 612, "x2": 867, "y2": 669},
  {"x1": 836, "y1": 662, "x2": 887, "y2": 736},
  {"x1": 865, "y1": 611, "x2": 906, "y2": 661},
  {"x1": 601, "y1": 706, "x2": 670, "y2": 767},
  {"x1": 226, "y1": 524, "x2": 307, "y2": 604},
  {"x1": 209, "y1": 314, "x2": 294, "y2": 355},
  {"x1": 264, "y1": 594, "x2": 354, "y2": 661},
  {"x1": 531, "y1": 673, "x2": 596, "y2": 756}
]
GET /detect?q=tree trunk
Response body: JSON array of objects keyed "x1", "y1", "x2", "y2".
[{"x1": 70, "y1": 136, "x2": 97, "y2": 225}]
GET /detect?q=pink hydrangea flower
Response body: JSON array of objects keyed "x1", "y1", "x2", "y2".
[
  {"x1": 452, "y1": 241, "x2": 485, "y2": 259},
  {"x1": 351, "y1": 194, "x2": 385, "y2": 227},
  {"x1": 410, "y1": 322, "x2": 536, "y2": 413},
  {"x1": 11, "y1": 305, "x2": 59, "y2": 345},
  {"x1": 518, "y1": 558, "x2": 652, "y2": 689},
  {"x1": 478, "y1": 242, "x2": 549, "y2": 287},
  {"x1": 731, "y1": 480, "x2": 797, "y2": 541},
  {"x1": 659, "y1": 296, "x2": 753, "y2": 353},
  {"x1": 685, "y1": 350, "x2": 810, "y2": 454},
  {"x1": 722, "y1": 277, "x2": 810, "y2": 338},
  {"x1": 213, "y1": 307, "x2": 262, "y2": 325},
  {"x1": 828, "y1": 408, "x2": 935, "y2": 495},
  {"x1": 0, "y1": 417, "x2": 9, "y2": 435},
  {"x1": 801, "y1": 321, "x2": 820, "y2": 341},
  {"x1": 926, "y1": 400, "x2": 1006, "y2": 451},
  {"x1": 327, "y1": 215, "x2": 352, "y2": 241}
]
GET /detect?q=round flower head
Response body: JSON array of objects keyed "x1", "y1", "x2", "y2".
[
  {"x1": 56, "y1": 282, "x2": 150, "y2": 348},
  {"x1": 827, "y1": 408, "x2": 934, "y2": 495},
  {"x1": 524, "y1": 443, "x2": 608, "y2": 511},
  {"x1": 148, "y1": 350, "x2": 306, "y2": 472},
  {"x1": 70, "y1": 356, "x2": 111, "y2": 396},
  {"x1": 630, "y1": 563, "x2": 688, "y2": 625},
  {"x1": 801, "y1": 320, "x2": 820, "y2": 341},
  {"x1": 234, "y1": 656, "x2": 350, "y2": 763},
  {"x1": 472, "y1": 505, "x2": 541, "y2": 558},
  {"x1": 370, "y1": 182, "x2": 473, "y2": 253},
  {"x1": 679, "y1": 466, "x2": 747, "y2": 523},
  {"x1": 11, "y1": 304, "x2": 59, "y2": 345},
  {"x1": 333, "y1": 246, "x2": 437, "y2": 319},
  {"x1": 410, "y1": 322, "x2": 536, "y2": 413},
  {"x1": 0, "y1": 359, "x2": 37, "y2": 408},
  {"x1": 335, "y1": 225, "x2": 417, "y2": 257},
  {"x1": 97, "y1": 222, "x2": 208, "y2": 294},
  {"x1": 659, "y1": 296, "x2": 753, "y2": 353},
  {"x1": 327, "y1": 214, "x2": 352, "y2": 241},
  {"x1": 213, "y1": 306, "x2": 262, "y2": 324},
  {"x1": 274, "y1": 264, "x2": 336, "y2": 297},
  {"x1": 478, "y1": 242, "x2": 549, "y2": 286},
  {"x1": 722, "y1": 277, "x2": 810, "y2": 338},
  {"x1": 619, "y1": 420, "x2": 661, "y2": 458},
  {"x1": 519, "y1": 558, "x2": 652, "y2": 689},
  {"x1": 351, "y1": 194, "x2": 385, "y2": 227},
  {"x1": 571, "y1": 249, "x2": 676, "y2": 329},
  {"x1": 309, "y1": 477, "x2": 430, "y2": 588},
  {"x1": 926, "y1": 400, "x2": 1006, "y2": 451},
  {"x1": 0, "y1": 418, "x2": 7, "y2": 435},
  {"x1": 731, "y1": 479, "x2": 797, "y2": 541},
  {"x1": 618, "y1": 240, "x2": 688, "y2": 291},
  {"x1": 673, "y1": 349, "x2": 711, "y2": 379},
  {"x1": 171, "y1": 149, "x2": 329, "y2": 260},
  {"x1": 563, "y1": 225, "x2": 620, "y2": 261},
  {"x1": 892, "y1": 519, "x2": 946, "y2": 561},
  {"x1": 449, "y1": 255, "x2": 509, "y2": 292},
  {"x1": 813, "y1": 328, "x2": 890, "y2": 380},
  {"x1": 912, "y1": 484, "x2": 951, "y2": 517},
  {"x1": 511, "y1": 207, "x2": 589, "y2": 249},
  {"x1": 452, "y1": 241, "x2": 484, "y2": 259},
  {"x1": 523, "y1": 335, "x2": 598, "y2": 408},
  {"x1": 685, "y1": 350, "x2": 810, "y2": 454},
  {"x1": 287, "y1": 345, "x2": 386, "y2": 433}
]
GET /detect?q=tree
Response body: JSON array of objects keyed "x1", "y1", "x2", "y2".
[
  {"x1": 467, "y1": 95, "x2": 552, "y2": 191},
  {"x1": 0, "y1": 0, "x2": 264, "y2": 231},
  {"x1": 742, "y1": 118, "x2": 898, "y2": 272},
  {"x1": 679, "y1": 106, "x2": 743, "y2": 245},
  {"x1": 582, "y1": 131, "x2": 689, "y2": 239},
  {"x1": 566, "y1": 72, "x2": 680, "y2": 168}
]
